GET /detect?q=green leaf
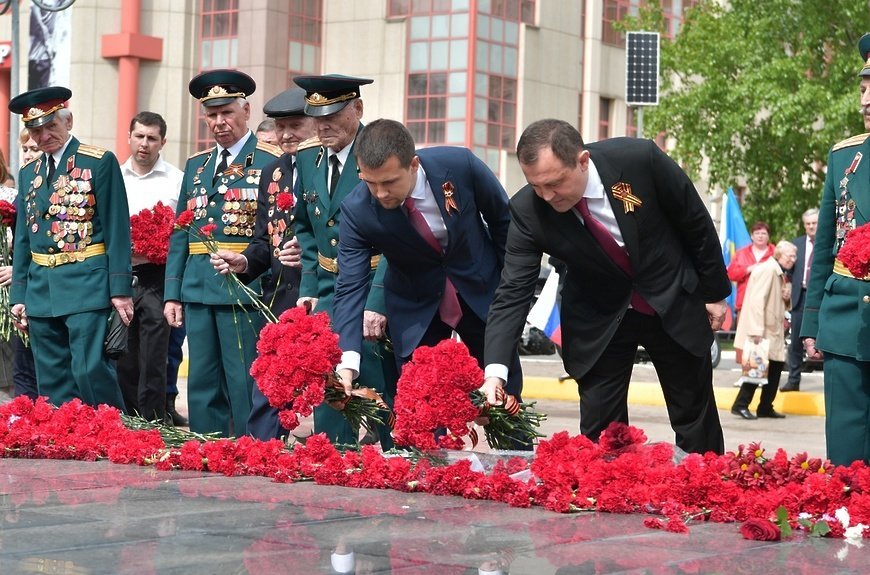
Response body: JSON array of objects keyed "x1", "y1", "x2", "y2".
[{"x1": 811, "y1": 521, "x2": 832, "y2": 537}]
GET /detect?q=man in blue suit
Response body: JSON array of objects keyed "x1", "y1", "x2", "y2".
[{"x1": 333, "y1": 119, "x2": 523, "y2": 401}]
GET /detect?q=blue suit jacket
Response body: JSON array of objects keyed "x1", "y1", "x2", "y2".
[{"x1": 333, "y1": 147, "x2": 510, "y2": 359}]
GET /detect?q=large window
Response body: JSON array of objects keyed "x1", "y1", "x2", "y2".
[
  {"x1": 406, "y1": 8, "x2": 470, "y2": 146},
  {"x1": 397, "y1": 0, "x2": 533, "y2": 172},
  {"x1": 196, "y1": 0, "x2": 240, "y2": 150},
  {"x1": 288, "y1": 0, "x2": 323, "y2": 82},
  {"x1": 599, "y1": 98, "x2": 612, "y2": 141},
  {"x1": 603, "y1": 0, "x2": 695, "y2": 46}
]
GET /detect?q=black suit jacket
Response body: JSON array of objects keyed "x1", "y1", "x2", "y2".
[
  {"x1": 789, "y1": 235, "x2": 808, "y2": 311},
  {"x1": 485, "y1": 138, "x2": 731, "y2": 378}
]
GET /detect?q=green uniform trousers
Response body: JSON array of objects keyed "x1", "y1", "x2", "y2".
[
  {"x1": 824, "y1": 353, "x2": 870, "y2": 466},
  {"x1": 185, "y1": 303, "x2": 261, "y2": 437},
  {"x1": 28, "y1": 310, "x2": 125, "y2": 409}
]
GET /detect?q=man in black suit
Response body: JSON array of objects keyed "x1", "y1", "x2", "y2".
[
  {"x1": 482, "y1": 119, "x2": 731, "y2": 455},
  {"x1": 781, "y1": 208, "x2": 818, "y2": 392}
]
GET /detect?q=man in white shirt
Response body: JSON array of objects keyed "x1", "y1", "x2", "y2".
[{"x1": 118, "y1": 111, "x2": 184, "y2": 422}]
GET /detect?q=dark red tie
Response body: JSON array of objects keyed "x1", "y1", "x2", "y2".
[
  {"x1": 577, "y1": 197, "x2": 655, "y2": 315},
  {"x1": 404, "y1": 197, "x2": 462, "y2": 328}
]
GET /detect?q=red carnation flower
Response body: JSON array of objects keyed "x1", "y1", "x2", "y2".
[
  {"x1": 276, "y1": 192, "x2": 295, "y2": 211},
  {"x1": 129, "y1": 202, "x2": 175, "y2": 264},
  {"x1": 838, "y1": 223, "x2": 870, "y2": 279},
  {"x1": 175, "y1": 209, "x2": 194, "y2": 228},
  {"x1": 739, "y1": 518, "x2": 781, "y2": 541},
  {"x1": 0, "y1": 199, "x2": 16, "y2": 226},
  {"x1": 200, "y1": 223, "x2": 217, "y2": 237}
]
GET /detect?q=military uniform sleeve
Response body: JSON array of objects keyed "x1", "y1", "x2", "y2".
[
  {"x1": 164, "y1": 170, "x2": 189, "y2": 302},
  {"x1": 10, "y1": 185, "x2": 31, "y2": 305},
  {"x1": 801, "y1": 149, "x2": 838, "y2": 340},
  {"x1": 98, "y1": 151, "x2": 133, "y2": 297}
]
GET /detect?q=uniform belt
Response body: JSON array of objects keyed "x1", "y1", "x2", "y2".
[
  {"x1": 188, "y1": 241, "x2": 249, "y2": 255},
  {"x1": 833, "y1": 258, "x2": 870, "y2": 280},
  {"x1": 317, "y1": 252, "x2": 381, "y2": 274},
  {"x1": 31, "y1": 243, "x2": 106, "y2": 268}
]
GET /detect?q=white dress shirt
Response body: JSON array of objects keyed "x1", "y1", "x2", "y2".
[{"x1": 122, "y1": 156, "x2": 184, "y2": 265}]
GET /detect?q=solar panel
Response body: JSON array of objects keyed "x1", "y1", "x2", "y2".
[{"x1": 625, "y1": 31, "x2": 660, "y2": 106}]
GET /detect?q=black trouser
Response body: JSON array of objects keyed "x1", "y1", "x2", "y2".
[
  {"x1": 573, "y1": 310, "x2": 724, "y2": 455},
  {"x1": 786, "y1": 297, "x2": 805, "y2": 385},
  {"x1": 732, "y1": 360, "x2": 785, "y2": 413},
  {"x1": 12, "y1": 333, "x2": 38, "y2": 399},
  {"x1": 117, "y1": 264, "x2": 171, "y2": 421}
]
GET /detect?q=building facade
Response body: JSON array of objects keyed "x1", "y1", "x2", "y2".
[{"x1": 0, "y1": 0, "x2": 694, "y2": 194}]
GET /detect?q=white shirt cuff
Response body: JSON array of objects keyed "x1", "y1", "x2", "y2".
[
  {"x1": 331, "y1": 552, "x2": 355, "y2": 573},
  {"x1": 337, "y1": 351, "x2": 361, "y2": 380},
  {"x1": 484, "y1": 363, "x2": 509, "y2": 383}
]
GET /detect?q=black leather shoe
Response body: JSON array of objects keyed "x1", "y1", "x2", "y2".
[
  {"x1": 757, "y1": 409, "x2": 787, "y2": 419},
  {"x1": 779, "y1": 382, "x2": 800, "y2": 392},
  {"x1": 731, "y1": 408, "x2": 757, "y2": 420}
]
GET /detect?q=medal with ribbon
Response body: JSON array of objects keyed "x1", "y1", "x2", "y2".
[{"x1": 611, "y1": 182, "x2": 642, "y2": 213}]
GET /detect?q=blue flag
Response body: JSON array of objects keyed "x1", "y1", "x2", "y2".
[{"x1": 719, "y1": 187, "x2": 751, "y2": 318}]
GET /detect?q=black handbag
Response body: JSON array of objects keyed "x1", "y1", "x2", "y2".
[
  {"x1": 104, "y1": 309, "x2": 129, "y2": 359},
  {"x1": 104, "y1": 277, "x2": 135, "y2": 359}
]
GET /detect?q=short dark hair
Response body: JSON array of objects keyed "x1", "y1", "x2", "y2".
[
  {"x1": 354, "y1": 118, "x2": 416, "y2": 169},
  {"x1": 130, "y1": 111, "x2": 167, "y2": 139},
  {"x1": 750, "y1": 221, "x2": 770, "y2": 234},
  {"x1": 516, "y1": 118, "x2": 585, "y2": 168}
]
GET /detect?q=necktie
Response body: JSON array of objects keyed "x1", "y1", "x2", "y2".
[
  {"x1": 328, "y1": 155, "x2": 341, "y2": 196},
  {"x1": 213, "y1": 149, "x2": 230, "y2": 184},
  {"x1": 577, "y1": 197, "x2": 655, "y2": 315},
  {"x1": 47, "y1": 155, "x2": 56, "y2": 183},
  {"x1": 803, "y1": 239, "x2": 814, "y2": 287},
  {"x1": 405, "y1": 197, "x2": 462, "y2": 328}
]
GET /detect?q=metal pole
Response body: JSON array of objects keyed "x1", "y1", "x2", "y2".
[
  {"x1": 637, "y1": 107, "x2": 644, "y2": 140},
  {"x1": 9, "y1": 0, "x2": 18, "y2": 177}
]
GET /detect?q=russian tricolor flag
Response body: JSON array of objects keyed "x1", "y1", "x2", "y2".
[{"x1": 527, "y1": 267, "x2": 561, "y2": 347}]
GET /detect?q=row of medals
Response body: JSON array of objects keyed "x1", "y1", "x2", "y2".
[
  {"x1": 26, "y1": 170, "x2": 95, "y2": 252},
  {"x1": 188, "y1": 169, "x2": 261, "y2": 238},
  {"x1": 266, "y1": 166, "x2": 291, "y2": 257},
  {"x1": 836, "y1": 151, "x2": 862, "y2": 251}
]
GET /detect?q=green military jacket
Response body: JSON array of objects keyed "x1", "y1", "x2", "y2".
[
  {"x1": 11, "y1": 137, "x2": 132, "y2": 317},
  {"x1": 801, "y1": 132, "x2": 870, "y2": 360},
  {"x1": 165, "y1": 132, "x2": 281, "y2": 305},
  {"x1": 294, "y1": 125, "x2": 386, "y2": 316}
]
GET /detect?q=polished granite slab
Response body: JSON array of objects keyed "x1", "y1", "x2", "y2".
[{"x1": 1, "y1": 458, "x2": 865, "y2": 574}]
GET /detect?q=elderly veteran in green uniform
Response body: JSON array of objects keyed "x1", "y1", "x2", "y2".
[
  {"x1": 8, "y1": 86, "x2": 132, "y2": 409},
  {"x1": 801, "y1": 33, "x2": 870, "y2": 466},
  {"x1": 293, "y1": 74, "x2": 396, "y2": 448},
  {"x1": 164, "y1": 70, "x2": 281, "y2": 437}
]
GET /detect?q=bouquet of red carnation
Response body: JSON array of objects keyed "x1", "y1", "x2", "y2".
[
  {"x1": 130, "y1": 202, "x2": 175, "y2": 264},
  {"x1": 0, "y1": 199, "x2": 16, "y2": 341},
  {"x1": 392, "y1": 339, "x2": 546, "y2": 451},
  {"x1": 250, "y1": 306, "x2": 387, "y2": 438},
  {"x1": 838, "y1": 222, "x2": 870, "y2": 279},
  {"x1": 0, "y1": 199, "x2": 14, "y2": 227}
]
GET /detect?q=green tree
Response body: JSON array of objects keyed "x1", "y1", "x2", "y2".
[{"x1": 622, "y1": 0, "x2": 870, "y2": 237}]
